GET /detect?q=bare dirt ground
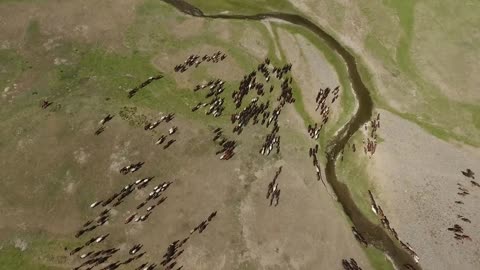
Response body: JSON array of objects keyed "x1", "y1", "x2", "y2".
[
  {"x1": 261, "y1": 21, "x2": 283, "y2": 61},
  {"x1": 369, "y1": 109, "x2": 480, "y2": 270},
  {"x1": 171, "y1": 17, "x2": 206, "y2": 40},
  {"x1": 276, "y1": 28, "x2": 344, "y2": 127},
  {"x1": 238, "y1": 26, "x2": 269, "y2": 60}
]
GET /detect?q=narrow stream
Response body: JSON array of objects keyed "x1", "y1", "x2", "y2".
[{"x1": 162, "y1": 0, "x2": 419, "y2": 269}]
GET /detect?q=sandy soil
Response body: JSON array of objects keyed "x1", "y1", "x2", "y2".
[
  {"x1": 262, "y1": 21, "x2": 283, "y2": 61},
  {"x1": 238, "y1": 26, "x2": 269, "y2": 60},
  {"x1": 172, "y1": 17, "x2": 206, "y2": 40},
  {"x1": 369, "y1": 109, "x2": 480, "y2": 270},
  {"x1": 275, "y1": 27, "x2": 347, "y2": 137}
]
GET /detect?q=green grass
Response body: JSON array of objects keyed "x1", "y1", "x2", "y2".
[
  {"x1": 335, "y1": 131, "x2": 379, "y2": 224},
  {"x1": 365, "y1": 246, "x2": 395, "y2": 270},
  {"x1": 172, "y1": 0, "x2": 480, "y2": 148},
  {"x1": 187, "y1": 0, "x2": 296, "y2": 14},
  {"x1": 24, "y1": 20, "x2": 43, "y2": 48},
  {"x1": 334, "y1": 131, "x2": 398, "y2": 270},
  {"x1": 0, "y1": 49, "x2": 26, "y2": 90},
  {"x1": 0, "y1": 231, "x2": 74, "y2": 270},
  {"x1": 383, "y1": 0, "x2": 415, "y2": 73},
  {"x1": 358, "y1": 37, "x2": 480, "y2": 147},
  {"x1": 357, "y1": 1, "x2": 480, "y2": 147},
  {"x1": 364, "y1": 34, "x2": 394, "y2": 67},
  {"x1": 2, "y1": 0, "x2": 297, "y2": 127},
  {"x1": 0, "y1": 246, "x2": 58, "y2": 270},
  {"x1": 175, "y1": 0, "x2": 480, "y2": 148},
  {"x1": 271, "y1": 22, "x2": 356, "y2": 150}
]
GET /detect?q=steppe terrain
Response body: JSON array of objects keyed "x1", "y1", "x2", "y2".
[{"x1": 1, "y1": 1, "x2": 479, "y2": 270}]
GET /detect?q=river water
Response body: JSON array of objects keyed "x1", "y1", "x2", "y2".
[{"x1": 162, "y1": 0, "x2": 419, "y2": 269}]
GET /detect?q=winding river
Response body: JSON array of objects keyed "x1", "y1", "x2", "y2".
[{"x1": 162, "y1": 0, "x2": 419, "y2": 269}]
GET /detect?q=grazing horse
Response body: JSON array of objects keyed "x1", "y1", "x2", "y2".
[
  {"x1": 100, "y1": 114, "x2": 114, "y2": 125},
  {"x1": 94, "y1": 126, "x2": 105, "y2": 135},
  {"x1": 461, "y1": 168, "x2": 475, "y2": 179},
  {"x1": 368, "y1": 190, "x2": 379, "y2": 215},
  {"x1": 129, "y1": 244, "x2": 143, "y2": 255},
  {"x1": 90, "y1": 200, "x2": 102, "y2": 208},
  {"x1": 125, "y1": 213, "x2": 137, "y2": 224},
  {"x1": 135, "y1": 263, "x2": 148, "y2": 270},
  {"x1": 208, "y1": 211, "x2": 217, "y2": 221},
  {"x1": 164, "y1": 139, "x2": 176, "y2": 149},
  {"x1": 156, "y1": 135, "x2": 167, "y2": 145},
  {"x1": 168, "y1": 126, "x2": 178, "y2": 135},
  {"x1": 404, "y1": 264, "x2": 416, "y2": 270},
  {"x1": 41, "y1": 100, "x2": 53, "y2": 109},
  {"x1": 95, "y1": 234, "x2": 109, "y2": 243},
  {"x1": 351, "y1": 227, "x2": 368, "y2": 247}
]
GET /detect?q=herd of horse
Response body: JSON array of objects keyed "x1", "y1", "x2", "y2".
[
  {"x1": 365, "y1": 167, "x2": 478, "y2": 268},
  {"x1": 69, "y1": 150, "x2": 221, "y2": 270},
  {"x1": 190, "y1": 57, "x2": 296, "y2": 160},
  {"x1": 211, "y1": 127, "x2": 236, "y2": 160},
  {"x1": 266, "y1": 166, "x2": 282, "y2": 206},
  {"x1": 308, "y1": 86, "x2": 340, "y2": 139},
  {"x1": 363, "y1": 113, "x2": 380, "y2": 157},
  {"x1": 447, "y1": 169, "x2": 478, "y2": 242},
  {"x1": 59, "y1": 48, "x2": 395, "y2": 270},
  {"x1": 127, "y1": 75, "x2": 164, "y2": 99},
  {"x1": 174, "y1": 51, "x2": 227, "y2": 73},
  {"x1": 70, "y1": 167, "x2": 184, "y2": 270}
]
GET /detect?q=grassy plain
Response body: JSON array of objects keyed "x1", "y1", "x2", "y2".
[{"x1": 0, "y1": 0, "x2": 379, "y2": 269}]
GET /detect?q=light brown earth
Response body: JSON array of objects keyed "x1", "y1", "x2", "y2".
[
  {"x1": 262, "y1": 21, "x2": 283, "y2": 61},
  {"x1": 276, "y1": 27, "x2": 345, "y2": 128},
  {"x1": 238, "y1": 26, "x2": 269, "y2": 60},
  {"x1": 369, "y1": 109, "x2": 480, "y2": 270}
]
